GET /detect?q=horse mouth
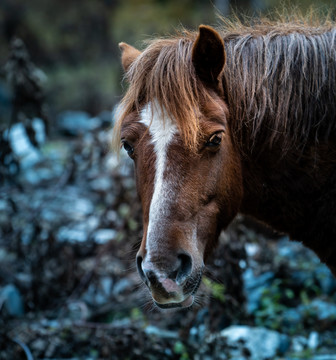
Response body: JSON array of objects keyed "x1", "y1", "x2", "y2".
[{"x1": 153, "y1": 268, "x2": 203, "y2": 309}]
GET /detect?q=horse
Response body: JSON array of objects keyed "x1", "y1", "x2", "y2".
[{"x1": 113, "y1": 16, "x2": 336, "y2": 309}]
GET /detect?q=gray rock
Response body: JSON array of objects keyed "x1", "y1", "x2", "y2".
[
  {"x1": 97, "y1": 110, "x2": 113, "y2": 127},
  {"x1": 93, "y1": 229, "x2": 117, "y2": 244},
  {"x1": 204, "y1": 325, "x2": 289, "y2": 360},
  {"x1": 7, "y1": 123, "x2": 41, "y2": 168},
  {"x1": 113, "y1": 278, "x2": 132, "y2": 295},
  {"x1": 243, "y1": 269, "x2": 274, "y2": 314},
  {"x1": 290, "y1": 332, "x2": 319, "y2": 353},
  {"x1": 281, "y1": 308, "x2": 303, "y2": 331},
  {"x1": 314, "y1": 265, "x2": 336, "y2": 294},
  {"x1": 57, "y1": 111, "x2": 101, "y2": 136},
  {"x1": 90, "y1": 177, "x2": 113, "y2": 192},
  {"x1": 57, "y1": 226, "x2": 88, "y2": 243},
  {"x1": 307, "y1": 331, "x2": 319, "y2": 350},
  {"x1": 291, "y1": 335, "x2": 307, "y2": 353},
  {"x1": 82, "y1": 277, "x2": 113, "y2": 306},
  {"x1": 32, "y1": 117, "x2": 46, "y2": 144},
  {"x1": 1, "y1": 284, "x2": 24, "y2": 317},
  {"x1": 300, "y1": 299, "x2": 336, "y2": 324},
  {"x1": 145, "y1": 325, "x2": 179, "y2": 339}
]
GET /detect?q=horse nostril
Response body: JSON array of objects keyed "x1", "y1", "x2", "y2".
[
  {"x1": 176, "y1": 253, "x2": 192, "y2": 284},
  {"x1": 136, "y1": 255, "x2": 146, "y2": 283}
]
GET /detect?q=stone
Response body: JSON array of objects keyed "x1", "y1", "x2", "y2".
[
  {"x1": 243, "y1": 269, "x2": 275, "y2": 314},
  {"x1": 32, "y1": 117, "x2": 46, "y2": 144},
  {"x1": 300, "y1": 299, "x2": 336, "y2": 325},
  {"x1": 113, "y1": 278, "x2": 132, "y2": 295},
  {"x1": 6, "y1": 122, "x2": 41, "y2": 168},
  {"x1": 291, "y1": 335, "x2": 307, "y2": 353},
  {"x1": 57, "y1": 110, "x2": 101, "y2": 136},
  {"x1": 82, "y1": 277, "x2": 113, "y2": 306},
  {"x1": 314, "y1": 265, "x2": 336, "y2": 294},
  {"x1": 57, "y1": 226, "x2": 88, "y2": 243},
  {"x1": 97, "y1": 110, "x2": 113, "y2": 128},
  {"x1": 90, "y1": 177, "x2": 113, "y2": 192},
  {"x1": 1, "y1": 284, "x2": 24, "y2": 317},
  {"x1": 93, "y1": 229, "x2": 117, "y2": 244},
  {"x1": 307, "y1": 331, "x2": 319, "y2": 350},
  {"x1": 144, "y1": 325, "x2": 179, "y2": 339},
  {"x1": 204, "y1": 325, "x2": 289, "y2": 360},
  {"x1": 281, "y1": 308, "x2": 303, "y2": 331}
]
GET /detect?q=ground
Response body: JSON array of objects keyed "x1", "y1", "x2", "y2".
[{"x1": 1, "y1": 120, "x2": 336, "y2": 360}]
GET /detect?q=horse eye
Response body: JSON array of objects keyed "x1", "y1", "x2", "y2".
[
  {"x1": 206, "y1": 132, "x2": 223, "y2": 147},
  {"x1": 122, "y1": 141, "x2": 134, "y2": 157}
]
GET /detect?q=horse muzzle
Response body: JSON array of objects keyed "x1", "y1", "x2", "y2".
[{"x1": 136, "y1": 252, "x2": 203, "y2": 309}]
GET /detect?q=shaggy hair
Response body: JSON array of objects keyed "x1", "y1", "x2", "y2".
[{"x1": 114, "y1": 15, "x2": 336, "y2": 156}]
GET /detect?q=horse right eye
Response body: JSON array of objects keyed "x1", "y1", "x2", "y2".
[{"x1": 122, "y1": 141, "x2": 134, "y2": 157}]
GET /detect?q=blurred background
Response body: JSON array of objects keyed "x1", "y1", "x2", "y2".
[{"x1": 1, "y1": 0, "x2": 336, "y2": 359}]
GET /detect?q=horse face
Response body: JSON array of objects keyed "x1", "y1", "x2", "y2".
[
  {"x1": 118, "y1": 25, "x2": 243, "y2": 308},
  {"x1": 120, "y1": 98, "x2": 242, "y2": 309}
]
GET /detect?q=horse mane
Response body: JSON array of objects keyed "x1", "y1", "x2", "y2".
[{"x1": 114, "y1": 13, "x2": 336, "y2": 156}]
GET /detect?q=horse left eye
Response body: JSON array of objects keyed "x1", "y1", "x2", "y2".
[
  {"x1": 206, "y1": 132, "x2": 223, "y2": 147},
  {"x1": 122, "y1": 141, "x2": 134, "y2": 157}
]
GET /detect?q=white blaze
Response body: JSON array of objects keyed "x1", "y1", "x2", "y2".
[{"x1": 140, "y1": 103, "x2": 177, "y2": 256}]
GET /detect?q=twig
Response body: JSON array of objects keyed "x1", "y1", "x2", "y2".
[{"x1": 11, "y1": 338, "x2": 34, "y2": 360}]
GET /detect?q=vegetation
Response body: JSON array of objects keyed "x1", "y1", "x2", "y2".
[{"x1": 1, "y1": 0, "x2": 335, "y2": 117}]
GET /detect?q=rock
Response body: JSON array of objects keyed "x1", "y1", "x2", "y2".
[
  {"x1": 243, "y1": 269, "x2": 275, "y2": 314},
  {"x1": 57, "y1": 110, "x2": 101, "y2": 136},
  {"x1": 57, "y1": 226, "x2": 88, "y2": 243},
  {"x1": 90, "y1": 177, "x2": 113, "y2": 192},
  {"x1": 1, "y1": 284, "x2": 24, "y2": 317},
  {"x1": 93, "y1": 229, "x2": 117, "y2": 244},
  {"x1": 291, "y1": 335, "x2": 307, "y2": 353},
  {"x1": 66, "y1": 301, "x2": 90, "y2": 320},
  {"x1": 6, "y1": 122, "x2": 42, "y2": 168},
  {"x1": 203, "y1": 326, "x2": 289, "y2": 360},
  {"x1": 64, "y1": 197, "x2": 94, "y2": 219},
  {"x1": 145, "y1": 325, "x2": 179, "y2": 339},
  {"x1": 314, "y1": 265, "x2": 336, "y2": 294},
  {"x1": 290, "y1": 333, "x2": 320, "y2": 355},
  {"x1": 281, "y1": 308, "x2": 303, "y2": 331},
  {"x1": 97, "y1": 110, "x2": 113, "y2": 128},
  {"x1": 82, "y1": 277, "x2": 113, "y2": 306},
  {"x1": 189, "y1": 324, "x2": 207, "y2": 345},
  {"x1": 300, "y1": 299, "x2": 336, "y2": 326},
  {"x1": 32, "y1": 117, "x2": 46, "y2": 144},
  {"x1": 307, "y1": 331, "x2": 319, "y2": 350},
  {"x1": 113, "y1": 278, "x2": 132, "y2": 295}
]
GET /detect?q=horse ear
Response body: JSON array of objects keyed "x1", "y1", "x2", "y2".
[
  {"x1": 192, "y1": 25, "x2": 226, "y2": 86},
  {"x1": 119, "y1": 42, "x2": 141, "y2": 72}
]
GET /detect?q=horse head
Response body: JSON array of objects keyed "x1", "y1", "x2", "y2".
[{"x1": 117, "y1": 26, "x2": 243, "y2": 309}]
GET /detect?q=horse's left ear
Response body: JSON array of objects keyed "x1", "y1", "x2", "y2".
[
  {"x1": 119, "y1": 42, "x2": 141, "y2": 72},
  {"x1": 192, "y1": 25, "x2": 226, "y2": 86}
]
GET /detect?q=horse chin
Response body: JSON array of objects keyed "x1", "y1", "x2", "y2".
[{"x1": 154, "y1": 295, "x2": 194, "y2": 309}]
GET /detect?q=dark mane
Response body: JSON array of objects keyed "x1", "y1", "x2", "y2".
[
  {"x1": 115, "y1": 15, "x2": 336, "y2": 155},
  {"x1": 222, "y1": 18, "x2": 336, "y2": 155}
]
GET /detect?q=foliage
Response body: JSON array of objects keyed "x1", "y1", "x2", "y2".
[
  {"x1": 203, "y1": 276, "x2": 226, "y2": 303},
  {"x1": 1, "y1": 0, "x2": 335, "y2": 115}
]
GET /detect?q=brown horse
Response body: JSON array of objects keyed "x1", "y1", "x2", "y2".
[{"x1": 114, "y1": 17, "x2": 336, "y2": 309}]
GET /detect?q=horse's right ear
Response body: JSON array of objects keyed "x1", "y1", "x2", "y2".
[
  {"x1": 119, "y1": 42, "x2": 141, "y2": 72},
  {"x1": 192, "y1": 25, "x2": 226, "y2": 87}
]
